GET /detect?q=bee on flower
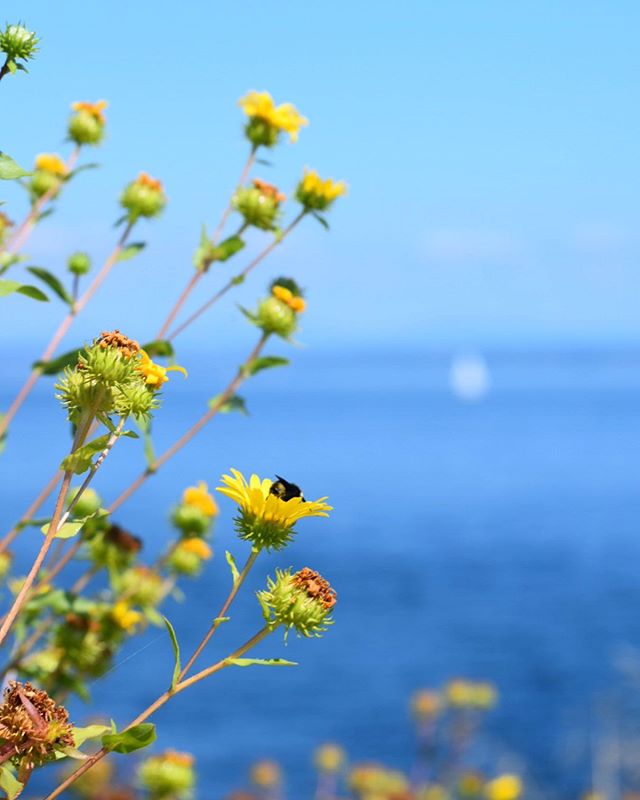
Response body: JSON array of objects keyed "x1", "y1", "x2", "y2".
[
  {"x1": 68, "y1": 100, "x2": 108, "y2": 146},
  {"x1": 239, "y1": 90, "x2": 308, "y2": 147},
  {"x1": 216, "y1": 468, "x2": 331, "y2": 550}
]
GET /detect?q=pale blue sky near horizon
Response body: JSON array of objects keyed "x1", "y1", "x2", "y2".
[{"x1": 2, "y1": 1, "x2": 640, "y2": 354}]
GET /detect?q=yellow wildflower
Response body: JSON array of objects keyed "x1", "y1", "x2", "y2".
[
  {"x1": 411, "y1": 689, "x2": 442, "y2": 720},
  {"x1": 314, "y1": 743, "x2": 346, "y2": 773},
  {"x1": 445, "y1": 678, "x2": 476, "y2": 707},
  {"x1": 138, "y1": 350, "x2": 187, "y2": 388},
  {"x1": 71, "y1": 99, "x2": 108, "y2": 123},
  {"x1": 239, "y1": 90, "x2": 308, "y2": 143},
  {"x1": 217, "y1": 468, "x2": 331, "y2": 529},
  {"x1": 183, "y1": 481, "x2": 218, "y2": 516},
  {"x1": 250, "y1": 760, "x2": 281, "y2": 789},
  {"x1": 484, "y1": 775, "x2": 523, "y2": 800},
  {"x1": 176, "y1": 538, "x2": 212, "y2": 560},
  {"x1": 34, "y1": 153, "x2": 67, "y2": 176},
  {"x1": 272, "y1": 284, "x2": 306, "y2": 314},
  {"x1": 111, "y1": 601, "x2": 143, "y2": 633}
]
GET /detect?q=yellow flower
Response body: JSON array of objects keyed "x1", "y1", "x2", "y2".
[
  {"x1": 176, "y1": 538, "x2": 212, "y2": 560},
  {"x1": 183, "y1": 481, "x2": 218, "y2": 516},
  {"x1": 111, "y1": 601, "x2": 142, "y2": 633},
  {"x1": 138, "y1": 350, "x2": 187, "y2": 388},
  {"x1": 272, "y1": 284, "x2": 307, "y2": 314},
  {"x1": 484, "y1": 775, "x2": 523, "y2": 800},
  {"x1": 302, "y1": 169, "x2": 346, "y2": 201},
  {"x1": 34, "y1": 153, "x2": 67, "y2": 176},
  {"x1": 250, "y1": 760, "x2": 281, "y2": 789},
  {"x1": 217, "y1": 468, "x2": 331, "y2": 528},
  {"x1": 239, "y1": 90, "x2": 308, "y2": 142},
  {"x1": 71, "y1": 99, "x2": 108, "y2": 123},
  {"x1": 136, "y1": 171, "x2": 163, "y2": 191},
  {"x1": 411, "y1": 689, "x2": 442, "y2": 720}
]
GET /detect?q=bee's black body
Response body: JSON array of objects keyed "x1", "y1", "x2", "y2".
[{"x1": 269, "y1": 475, "x2": 305, "y2": 502}]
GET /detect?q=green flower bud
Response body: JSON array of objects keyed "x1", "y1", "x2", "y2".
[
  {"x1": 244, "y1": 117, "x2": 279, "y2": 148},
  {"x1": 256, "y1": 296, "x2": 297, "y2": 338},
  {"x1": 68, "y1": 111, "x2": 102, "y2": 145},
  {"x1": 114, "y1": 381, "x2": 158, "y2": 421},
  {"x1": 232, "y1": 180, "x2": 284, "y2": 231},
  {"x1": 257, "y1": 567, "x2": 337, "y2": 638},
  {"x1": 88, "y1": 524, "x2": 142, "y2": 571},
  {"x1": 66, "y1": 486, "x2": 101, "y2": 518},
  {"x1": 117, "y1": 566, "x2": 163, "y2": 608},
  {"x1": 30, "y1": 170, "x2": 62, "y2": 200},
  {"x1": 138, "y1": 751, "x2": 195, "y2": 800},
  {"x1": 67, "y1": 251, "x2": 91, "y2": 276},
  {"x1": 166, "y1": 538, "x2": 212, "y2": 577},
  {"x1": 120, "y1": 173, "x2": 166, "y2": 220},
  {"x1": 0, "y1": 23, "x2": 39, "y2": 62},
  {"x1": 171, "y1": 503, "x2": 211, "y2": 536}
]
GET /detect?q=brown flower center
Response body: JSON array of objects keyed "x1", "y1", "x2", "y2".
[{"x1": 293, "y1": 567, "x2": 337, "y2": 610}]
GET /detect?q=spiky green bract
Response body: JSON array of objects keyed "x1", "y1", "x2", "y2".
[
  {"x1": 0, "y1": 23, "x2": 39, "y2": 62},
  {"x1": 232, "y1": 186, "x2": 280, "y2": 231},
  {"x1": 257, "y1": 568, "x2": 335, "y2": 638},
  {"x1": 234, "y1": 509, "x2": 294, "y2": 552}
]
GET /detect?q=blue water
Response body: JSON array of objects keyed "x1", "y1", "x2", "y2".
[{"x1": 3, "y1": 349, "x2": 640, "y2": 798}]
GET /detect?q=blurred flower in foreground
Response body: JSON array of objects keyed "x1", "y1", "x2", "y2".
[
  {"x1": 250, "y1": 759, "x2": 281, "y2": 790},
  {"x1": 349, "y1": 764, "x2": 410, "y2": 799},
  {"x1": 69, "y1": 100, "x2": 108, "y2": 145},
  {"x1": 258, "y1": 566, "x2": 336, "y2": 638},
  {"x1": 314, "y1": 742, "x2": 346, "y2": 774},
  {"x1": 484, "y1": 775, "x2": 523, "y2": 800},
  {"x1": 138, "y1": 750, "x2": 195, "y2": 799},
  {"x1": 296, "y1": 168, "x2": 347, "y2": 212},
  {"x1": 168, "y1": 537, "x2": 213, "y2": 576},
  {"x1": 120, "y1": 172, "x2": 167, "y2": 220},
  {"x1": 217, "y1": 469, "x2": 331, "y2": 550},
  {"x1": 411, "y1": 688, "x2": 442, "y2": 721},
  {"x1": 239, "y1": 90, "x2": 308, "y2": 147},
  {"x1": 0, "y1": 211, "x2": 14, "y2": 247},
  {"x1": 445, "y1": 679, "x2": 497, "y2": 710},
  {"x1": 111, "y1": 601, "x2": 143, "y2": 634}
]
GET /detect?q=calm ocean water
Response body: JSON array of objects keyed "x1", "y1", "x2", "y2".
[{"x1": 3, "y1": 349, "x2": 640, "y2": 798}]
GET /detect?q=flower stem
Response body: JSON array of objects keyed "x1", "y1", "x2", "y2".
[
  {"x1": 107, "y1": 332, "x2": 269, "y2": 514},
  {"x1": 0, "y1": 221, "x2": 135, "y2": 441},
  {"x1": 43, "y1": 626, "x2": 272, "y2": 800},
  {"x1": 167, "y1": 210, "x2": 306, "y2": 341},
  {"x1": 154, "y1": 146, "x2": 257, "y2": 340},
  {"x1": 178, "y1": 548, "x2": 260, "y2": 679}
]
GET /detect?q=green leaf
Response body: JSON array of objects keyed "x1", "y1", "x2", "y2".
[
  {"x1": 163, "y1": 616, "x2": 181, "y2": 689},
  {"x1": 213, "y1": 235, "x2": 245, "y2": 262},
  {"x1": 0, "y1": 279, "x2": 49, "y2": 302},
  {"x1": 34, "y1": 347, "x2": 82, "y2": 376},
  {"x1": 41, "y1": 521, "x2": 84, "y2": 540},
  {"x1": 225, "y1": 550, "x2": 240, "y2": 584},
  {"x1": 56, "y1": 746, "x2": 88, "y2": 761},
  {"x1": 117, "y1": 242, "x2": 146, "y2": 262},
  {"x1": 226, "y1": 657, "x2": 297, "y2": 668},
  {"x1": 230, "y1": 274, "x2": 245, "y2": 286},
  {"x1": 60, "y1": 434, "x2": 110, "y2": 474},
  {"x1": 208, "y1": 394, "x2": 248, "y2": 415},
  {"x1": 72, "y1": 724, "x2": 111, "y2": 747},
  {"x1": 26, "y1": 267, "x2": 73, "y2": 305},
  {"x1": 140, "y1": 339, "x2": 174, "y2": 358},
  {"x1": 312, "y1": 212, "x2": 330, "y2": 230},
  {"x1": 0, "y1": 152, "x2": 31, "y2": 180},
  {"x1": 0, "y1": 765, "x2": 23, "y2": 800},
  {"x1": 102, "y1": 723, "x2": 156, "y2": 754},
  {"x1": 243, "y1": 356, "x2": 289, "y2": 377}
]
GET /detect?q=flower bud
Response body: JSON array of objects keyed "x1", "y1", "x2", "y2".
[
  {"x1": 171, "y1": 504, "x2": 211, "y2": 536},
  {"x1": 257, "y1": 566, "x2": 336, "y2": 638},
  {"x1": 314, "y1": 743, "x2": 346, "y2": 774},
  {"x1": 239, "y1": 90, "x2": 308, "y2": 147},
  {"x1": 29, "y1": 154, "x2": 67, "y2": 200},
  {"x1": 484, "y1": 775, "x2": 523, "y2": 800},
  {"x1": 89, "y1": 523, "x2": 142, "y2": 571},
  {"x1": 256, "y1": 296, "x2": 297, "y2": 338},
  {"x1": 117, "y1": 566, "x2": 163, "y2": 608},
  {"x1": 0, "y1": 24, "x2": 39, "y2": 62},
  {"x1": 232, "y1": 179, "x2": 285, "y2": 231},
  {"x1": 68, "y1": 100, "x2": 107, "y2": 146},
  {"x1": 167, "y1": 538, "x2": 212, "y2": 576},
  {"x1": 120, "y1": 172, "x2": 167, "y2": 220},
  {"x1": 67, "y1": 486, "x2": 102, "y2": 518},
  {"x1": 296, "y1": 168, "x2": 347, "y2": 212},
  {"x1": 67, "y1": 251, "x2": 91, "y2": 276},
  {"x1": 250, "y1": 760, "x2": 281, "y2": 790},
  {"x1": 270, "y1": 277, "x2": 306, "y2": 314},
  {"x1": 138, "y1": 750, "x2": 195, "y2": 799}
]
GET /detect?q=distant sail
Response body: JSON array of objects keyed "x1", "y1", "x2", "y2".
[{"x1": 449, "y1": 354, "x2": 490, "y2": 401}]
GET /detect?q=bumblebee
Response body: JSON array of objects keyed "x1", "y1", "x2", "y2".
[{"x1": 269, "y1": 475, "x2": 305, "y2": 502}]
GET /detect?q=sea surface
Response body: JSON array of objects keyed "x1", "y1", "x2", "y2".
[{"x1": 3, "y1": 349, "x2": 640, "y2": 799}]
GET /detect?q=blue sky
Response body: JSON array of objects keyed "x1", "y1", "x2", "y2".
[{"x1": 2, "y1": 1, "x2": 640, "y2": 352}]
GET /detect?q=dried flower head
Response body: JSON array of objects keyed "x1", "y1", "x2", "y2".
[
  {"x1": 97, "y1": 329, "x2": 140, "y2": 359},
  {"x1": 0, "y1": 681, "x2": 74, "y2": 767},
  {"x1": 257, "y1": 566, "x2": 336, "y2": 638}
]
